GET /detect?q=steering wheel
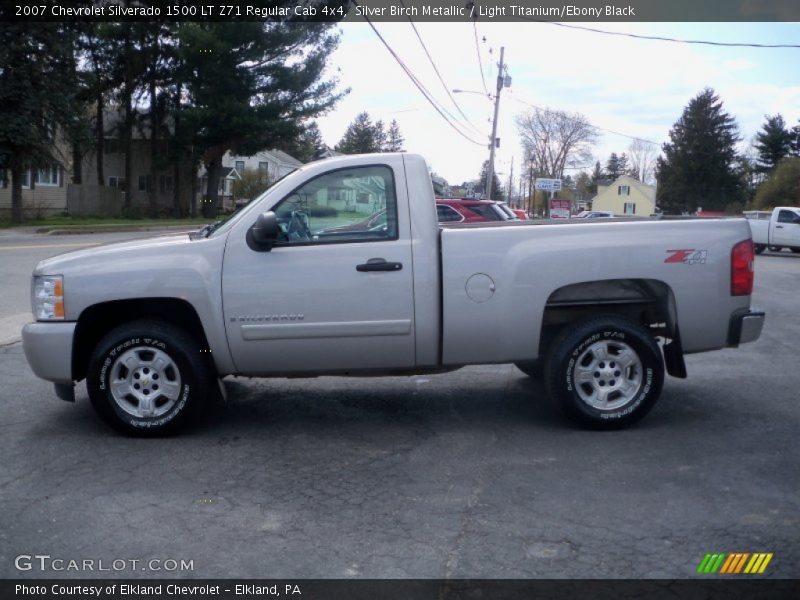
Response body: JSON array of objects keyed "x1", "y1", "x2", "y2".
[{"x1": 287, "y1": 210, "x2": 311, "y2": 241}]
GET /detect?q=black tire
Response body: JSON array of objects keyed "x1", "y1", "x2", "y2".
[
  {"x1": 515, "y1": 360, "x2": 542, "y2": 379},
  {"x1": 544, "y1": 316, "x2": 664, "y2": 429},
  {"x1": 754, "y1": 244, "x2": 766, "y2": 255},
  {"x1": 791, "y1": 247, "x2": 800, "y2": 254},
  {"x1": 768, "y1": 246, "x2": 782, "y2": 252},
  {"x1": 87, "y1": 319, "x2": 211, "y2": 435}
]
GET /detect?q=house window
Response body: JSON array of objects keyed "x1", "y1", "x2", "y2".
[
  {"x1": 258, "y1": 161, "x2": 269, "y2": 173},
  {"x1": 0, "y1": 170, "x2": 7, "y2": 188},
  {"x1": 159, "y1": 175, "x2": 173, "y2": 193},
  {"x1": 22, "y1": 169, "x2": 32, "y2": 188},
  {"x1": 618, "y1": 185, "x2": 630, "y2": 195},
  {"x1": 235, "y1": 160, "x2": 245, "y2": 173},
  {"x1": 624, "y1": 202, "x2": 636, "y2": 215},
  {"x1": 137, "y1": 174, "x2": 153, "y2": 192},
  {"x1": 108, "y1": 176, "x2": 126, "y2": 191},
  {"x1": 35, "y1": 164, "x2": 59, "y2": 186}
]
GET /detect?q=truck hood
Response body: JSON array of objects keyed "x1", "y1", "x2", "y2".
[{"x1": 34, "y1": 233, "x2": 194, "y2": 276}]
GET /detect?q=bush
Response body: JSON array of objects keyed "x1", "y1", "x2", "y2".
[
  {"x1": 234, "y1": 168, "x2": 272, "y2": 202},
  {"x1": 121, "y1": 206, "x2": 143, "y2": 219},
  {"x1": 755, "y1": 157, "x2": 800, "y2": 209}
]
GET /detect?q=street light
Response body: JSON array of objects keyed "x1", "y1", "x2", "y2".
[{"x1": 452, "y1": 89, "x2": 493, "y2": 99}]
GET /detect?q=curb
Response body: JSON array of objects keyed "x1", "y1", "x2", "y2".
[
  {"x1": 0, "y1": 313, "x2": 30, "y2": 347},
  {"x1": 37, "y1": 224, "x2": 203, "y2": 235}
]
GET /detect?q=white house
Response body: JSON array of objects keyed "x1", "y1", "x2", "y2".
[{"x1": 225, "y1": 149, "x2": 303, "y2": 181}]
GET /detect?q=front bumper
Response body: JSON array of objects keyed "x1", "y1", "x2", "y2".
[
  {"x1": 728, "y1": 309, "x2": 765, "y2": 346},
  {"x1": 22, "y1": 321, "x2": 76, "y2": 384}
]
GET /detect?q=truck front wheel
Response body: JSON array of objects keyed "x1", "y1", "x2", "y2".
[
  {"x1": 86, "y1": 319, "x2": 210, "y2": 435},
  {"x1": 544, "y1": 316, "x2": 664, "y2": 429}
]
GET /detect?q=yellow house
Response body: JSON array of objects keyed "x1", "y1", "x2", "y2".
[{"x1": 591, "y1": 175, "x2": 656, "y2": 217}]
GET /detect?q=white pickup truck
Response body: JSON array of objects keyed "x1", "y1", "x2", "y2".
[
  {"x1": 23, "y1": 153, "x2": 764, "y2": 435},
  {"x1": 744, "y1": 207, "x2": 800, "y2": 254}
]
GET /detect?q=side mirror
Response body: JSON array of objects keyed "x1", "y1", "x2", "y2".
[{"x1": 249, "y1": 211, "x2": 280, "y2": 251}]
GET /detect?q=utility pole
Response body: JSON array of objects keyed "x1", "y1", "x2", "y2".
[
  {"x1": 486, "y1": 46, "x2": 505, "y2": 201},
  {"x1": 506, "y1": 156, "x2": 514, "y2": 204}
]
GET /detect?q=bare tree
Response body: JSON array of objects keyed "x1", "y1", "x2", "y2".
[
  {"x1": 516, "y1": 107, "x2": 597, "y2": 179},
  {"x1": 627, "y1": 138, "x2": 658, "y2": 184}
]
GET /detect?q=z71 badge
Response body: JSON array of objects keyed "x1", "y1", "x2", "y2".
[{"x1": 665, "y1": 249, "x2": 708, "y2": 265}]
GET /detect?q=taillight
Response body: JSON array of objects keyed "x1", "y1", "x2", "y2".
[{"x1": 731, "y1": 239, "x2": 754, "y2": 296}]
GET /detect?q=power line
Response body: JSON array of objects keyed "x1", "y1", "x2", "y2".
[
  {"x1": 398, "y1": 0, "x2": 484, "y2": 136},
  {"x1": 353, "y1": 3, "x2": 485, "y2": 147},
  {"x1": 527, "y1": 20, "x2": 800, "y2": 49},
  {"x1": 473, "y1": 21, "x2": 490, "y2": 95}
]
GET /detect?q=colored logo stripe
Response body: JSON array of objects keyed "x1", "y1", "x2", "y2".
[
  {"x1": 697, "y1": 553, "x2": 726, "y2": 573},
  {"x1": 698, "y1": 552, "x2": 772, "y2": 574}
]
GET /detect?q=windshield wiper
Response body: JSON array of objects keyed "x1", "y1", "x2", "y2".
[{"x1": 188, "y1": 220, "x2": 222, "y2": 240}]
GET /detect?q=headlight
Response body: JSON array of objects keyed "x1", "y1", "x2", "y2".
[{"x1": 33, "y1": 275, "x2": 65, "y2": 320}]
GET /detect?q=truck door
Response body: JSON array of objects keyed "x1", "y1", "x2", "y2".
[
  {"x1": 772, "y1": 209, "x2": 800, "y2": 247},
  {"x1": 221, "y1": 162, "x2": 416, "y2": 374}
]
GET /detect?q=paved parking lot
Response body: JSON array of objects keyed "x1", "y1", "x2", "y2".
[{"x1": 0, "y1": 243, "x2": 798, "y2": 579}]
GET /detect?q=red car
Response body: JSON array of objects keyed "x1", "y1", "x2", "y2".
[{"x1": 436, "y1": 199, "x2": 513, "y2": 223}]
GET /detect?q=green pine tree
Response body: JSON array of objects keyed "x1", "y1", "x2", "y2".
[
  {"x1": 656, "y1": 88, "x2": 743, "y2": 213},
  {"x1": 479, "y1": 160, "x2": 504, "y2": 199},
  {"x1": 605, "y1": 153, "x2": 622, "y2": 180},
  {"x1": 754, "y1": 114, "x2": 792, "y2": 174},
  {"x1": 384, "y1": 119, "x2": 405, "y2": 152},
  {"x1": 0, "y1": 22, "x2": 80, "y2": 223},
  {"x1": 336, "y1": 112, "x2": 383, "y2": 154},
  {"x1": 179, "y1": 20, "x2": 345, "y2": 218}
]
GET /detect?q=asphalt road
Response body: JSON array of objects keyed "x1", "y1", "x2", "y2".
[{"x1": 0, "y1": 240, "x2": 798, "y2": 579}]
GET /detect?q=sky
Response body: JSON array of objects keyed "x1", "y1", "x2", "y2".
[{"x1": 312, "y1": 21, "x2": 800, "y2": 188}]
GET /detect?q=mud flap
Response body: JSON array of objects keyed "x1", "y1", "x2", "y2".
[
  {"x1": 54, "y1": 383, "x2": 75, "y2": 402},
  {"x1": 662, "y1": 327, "x2": 687, "y2": 379}
]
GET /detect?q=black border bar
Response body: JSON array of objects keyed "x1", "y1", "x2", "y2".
[
  {"x1": 3, "y1": 579, "x2": 800, "y2": 600},
  {"x1": 3, "y1": 1, "x2": 800, "y2": 22}
]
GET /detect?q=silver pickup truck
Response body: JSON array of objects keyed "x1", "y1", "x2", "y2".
[{"x1": 23, "y1": 153, "x2": 764, "y2": 434}]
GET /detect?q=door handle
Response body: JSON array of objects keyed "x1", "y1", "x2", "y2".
[
  {"x1": 356, "y1": 258, "x2": 403, "y2": 272},
  {"x1": 775, "y1": 225, "x2": 784, "y2": 229}
]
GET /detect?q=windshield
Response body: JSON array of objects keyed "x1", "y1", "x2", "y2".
[
  {"x1": 205, "y1": 167, "x2": 300, "y2": 238},
  {"x1": 498, "y1": 204, "x2": 518, "y2": 219}
]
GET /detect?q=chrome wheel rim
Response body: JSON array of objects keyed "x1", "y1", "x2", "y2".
[
  {"x1": 573, "y1": 340, "x2": 643, "y2": 411},
  {"x1": 109, "y1": 347, "x2": 182, "y2": 418}
]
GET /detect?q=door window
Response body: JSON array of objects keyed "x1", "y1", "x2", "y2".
[
  {"x1": 777, "y1": 210, "x2": 799, "y2": 224},
  {"x1": 272, "y1": 165, "x2": 398, "y2": 244}
]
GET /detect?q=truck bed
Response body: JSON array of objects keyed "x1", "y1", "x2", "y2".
[{"x1": 438, "y1": 217, "x2": 753, "y2": 365}]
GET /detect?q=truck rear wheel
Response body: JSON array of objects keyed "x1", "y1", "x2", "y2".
[
  {"x1": 544, "y1": 316, "x2": 664, "y2": 429},
  {"x1": 754, "y1": 244, "x2": 766, "y2": 254},
  {"x1": 86, "y1": 319, "x2": 210, "y2": 435}
]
